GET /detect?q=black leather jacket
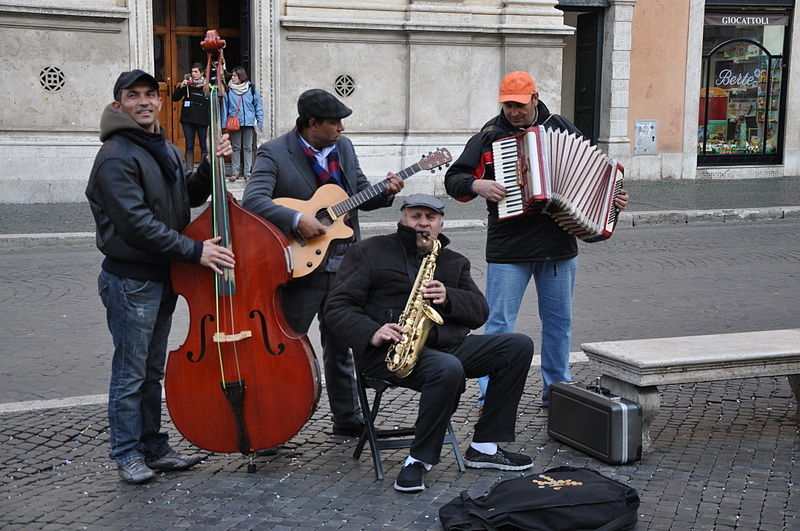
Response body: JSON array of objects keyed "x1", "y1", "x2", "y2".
[
  {"x1": 324, "y1": 224, "x2": 489, "y2": 372},
  {"x1": 85, "y1": 105, "x2": 212, "y2": 280}
]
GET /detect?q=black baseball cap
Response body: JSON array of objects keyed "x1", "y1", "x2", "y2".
[
  {"x1": 297, "y1": 89, "x2": 352, "y2": 120},
  {"x1": 113, "y1": 70, "x2": 159, "y2": 100},
  {"x1": 401, "y1": 194, "x2": 445, "y2": 215}
]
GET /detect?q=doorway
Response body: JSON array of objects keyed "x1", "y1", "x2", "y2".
[{"x1": 152, "y1": 0, "x2": 244, "y2": 157}]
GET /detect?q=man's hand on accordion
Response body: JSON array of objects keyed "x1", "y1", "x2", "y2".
[
  {"x1": 471, "y1": 179, "x2": 507, "y2": 202},
  {"x1": 614, "y1": 189, "x2": 629, "y2": 211}
]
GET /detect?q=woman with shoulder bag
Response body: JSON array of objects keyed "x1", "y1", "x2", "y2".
[
  {"x1": 171, "y1": 63, "x2": 209, "y2": 169},
  {"x1": 223, "y1": 66, "x2": 264, "y2": 182}
]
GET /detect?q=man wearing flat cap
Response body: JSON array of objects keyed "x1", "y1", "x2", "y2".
[
  {"x1": 86, "y1": 70, "x2": 235, "y2": 484},
  {"x1": 444, "y1": 71, "x2": 629, "y2": 409},
  {"x1": 243, "y1": 89, "x2": 403, "y2": 437},
  {"x1": 324, "y1": 194, "x2": 535, "y2": 493}
]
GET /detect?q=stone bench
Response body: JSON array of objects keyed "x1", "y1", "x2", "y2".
[{"x1": 580, "y1": 329, "x2": 800, "y2": 450}]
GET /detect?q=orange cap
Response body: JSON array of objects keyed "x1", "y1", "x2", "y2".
[{"x1": 498, "y1": 71, "x2": 536, "y2": 104}]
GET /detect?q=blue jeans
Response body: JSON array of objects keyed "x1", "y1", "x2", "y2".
[
  {"x1": 479, "y1": 258, "x2": 578, "y2": 405},
  {"x1": 98, "y1": 271, "x2": 175, "y2": 465},
  {"x1": 182, "y1": 123, "x2": 208, "y2": 160}
]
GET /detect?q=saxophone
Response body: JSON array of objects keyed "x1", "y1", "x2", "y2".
[{"x1": 385, "y1": 233, "x2": 444, "y2": 378}]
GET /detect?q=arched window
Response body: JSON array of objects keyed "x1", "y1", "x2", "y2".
[{"x1": 698, "y1": 38, "x2": 783, "y2": 165}]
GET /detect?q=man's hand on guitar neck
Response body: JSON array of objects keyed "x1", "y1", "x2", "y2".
[
  {"x1": 382, "y1": 173, "x2": 404, "y2": 196},
  {"x1": 297, "y1": 215, "x2": 327, "y2": 240}
]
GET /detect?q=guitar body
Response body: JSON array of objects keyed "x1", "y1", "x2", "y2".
[
  {"x1": 275, "y1": 184, "x2": 355, "y2": 278},
  {"x1": 273, "y1": 148, "x2": 452, "y2": 278}
]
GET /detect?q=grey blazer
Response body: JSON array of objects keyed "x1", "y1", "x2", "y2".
[{"x1": 242, "y1": 129, "x2": 393, "y2": 240}]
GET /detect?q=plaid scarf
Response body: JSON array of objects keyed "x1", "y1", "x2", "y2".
[{"x1": 297, "y1": 130, "x2": 343, "y2": 187}]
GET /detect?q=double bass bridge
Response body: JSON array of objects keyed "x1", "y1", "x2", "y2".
[{"x1": 213, "y1": 330, "x2": 253, "y2": 343}]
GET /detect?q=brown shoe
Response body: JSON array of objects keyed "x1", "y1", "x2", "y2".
[{"x1": 228, "y1": 175, "x2": 239, "y2": 182}]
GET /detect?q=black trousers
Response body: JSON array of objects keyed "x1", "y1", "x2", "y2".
[
  {"x1": 366, "y1": 333, "x2": 534, "y2": 465},
  {"x1": 280, "y1": 272, "x2": 362, "y2": 429}
]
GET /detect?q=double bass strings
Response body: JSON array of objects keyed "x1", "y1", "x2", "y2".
[{"x1": 208, "y1": 86, "x2": 244, "y2": 386}]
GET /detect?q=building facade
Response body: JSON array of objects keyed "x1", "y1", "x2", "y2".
[
  {"x1": 0, "y1": 0, "x2": 635, "y2": 202},
  {"x1": 0, "y1": 0, "x2": 795, "y2": 203},
  {"x1": 627, "y1": 0, "x2": 799, "y2": 179}
]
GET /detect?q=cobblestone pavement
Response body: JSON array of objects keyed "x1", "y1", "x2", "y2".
[{"x1": 1, "y1": 364, "x2": 798, "y2": 529}]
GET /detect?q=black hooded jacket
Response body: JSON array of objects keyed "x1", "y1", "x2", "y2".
[
  {"x1": 444, "y1": 100, "x2": 582, "y2": 263},
  {"x1": 85, "y1": 104, "x2": 213, "y2": 280},
  {"x1": 324, "y1": 224, "x2": 489, "y2": 372}
]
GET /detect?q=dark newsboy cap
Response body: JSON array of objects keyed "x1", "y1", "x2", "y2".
[
  {"x1": 297, "y1": 89, "x2": 352, "y2": 120},
  {"x1": 401, "y1": 194, "x2": 445, "y2": 215},
  {"x1": 113, "y1": 70, "x2": 159, "y2": 100}
]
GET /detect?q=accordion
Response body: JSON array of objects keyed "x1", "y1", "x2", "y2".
[{"x1": 492, "y1": 126, "x2": 624, "y2": 242}]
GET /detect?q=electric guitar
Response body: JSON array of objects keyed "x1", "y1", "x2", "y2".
[{"x1": 276, "y1": 148, "x2": 452, "y2": 278}]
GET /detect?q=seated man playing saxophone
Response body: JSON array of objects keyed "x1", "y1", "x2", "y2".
[{"x1": 324, "y1": 194, "x2": 535, "y2": 493}]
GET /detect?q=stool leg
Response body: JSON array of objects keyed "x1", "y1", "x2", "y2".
[{"x1": 447, "y1": 421, "x2": 466, "y2": 473}]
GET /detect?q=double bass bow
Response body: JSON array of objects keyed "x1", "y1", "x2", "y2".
[{"x1": 165, "y1": 31, "x2": 320, "y2": 472}]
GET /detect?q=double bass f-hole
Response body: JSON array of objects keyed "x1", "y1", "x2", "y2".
[
  {"x1": 249, "y1": 309, "x2": 286, "y2": 356},
  {"x1": 187, "y1": 310, "x2": 286, "y2": 362}
]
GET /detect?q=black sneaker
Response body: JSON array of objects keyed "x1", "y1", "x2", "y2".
[
  {"x1": 464, "y1": 447, "x2": 534, "y2": 471},
  {"x1": 145, "y1": 450, "x2": 202, "y2": 472},
  {"x1": 393, "y1": 462, "x2": 426, "y2": 493},
  {"x1": 117, "y1": 457, "x2": 155, "y2": 484}
]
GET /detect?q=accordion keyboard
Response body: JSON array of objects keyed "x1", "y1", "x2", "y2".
[{"x1": 492, "y1": 137, "x2": 524, "y2": 219}]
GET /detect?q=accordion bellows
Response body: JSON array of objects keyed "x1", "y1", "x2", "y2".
[{"x1": 492, "y1": 126, "x2": 624, "y2": 242}]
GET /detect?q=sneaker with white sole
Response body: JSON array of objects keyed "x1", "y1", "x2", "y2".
[
  {"x1": 393, "y1": 462, "x2": 426, "y2": 493},
  {"x1": 464, "y1": 447, "x2": 534, "y2": 471}
]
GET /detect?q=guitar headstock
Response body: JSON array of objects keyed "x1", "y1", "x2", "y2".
[{"x1": 418, "y1": 148, "x2": 453, "y2": 171}]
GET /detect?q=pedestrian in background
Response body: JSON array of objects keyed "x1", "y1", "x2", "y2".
[
  {"x1": 223, "y1": 66, "x2": 264, "y2": 182},
  {"x1": 171, "y1": 63, "x2": 209, "y2": 169}
]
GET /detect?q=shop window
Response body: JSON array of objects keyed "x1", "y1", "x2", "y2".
[{"x1": 698, "y1": 13, "x2": 788, "y2": 165}]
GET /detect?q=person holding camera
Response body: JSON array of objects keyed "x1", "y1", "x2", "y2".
[{"x1": 171, "y1": 63, "x2": 209, "y2": 169}]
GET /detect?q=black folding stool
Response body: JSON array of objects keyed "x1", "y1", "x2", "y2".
[{"x1": 350, "y1": 349, "x2": 466, "y2": 480}]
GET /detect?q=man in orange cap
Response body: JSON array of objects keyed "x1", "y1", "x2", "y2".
[{"x1": 444, "y1": 71, "x2": 628, "y2": 408}]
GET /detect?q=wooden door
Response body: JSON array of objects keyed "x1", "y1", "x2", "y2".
[
  {"x1": 152, "y1": 0, "x2": 242, "y2": 157},
  {"x1": 573, "y1": 11, "x2": 602, "y2": 143}
]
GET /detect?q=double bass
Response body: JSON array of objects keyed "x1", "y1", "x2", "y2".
[{"x1": 165, "y1": 31, "x2": 320, "y2": 471}]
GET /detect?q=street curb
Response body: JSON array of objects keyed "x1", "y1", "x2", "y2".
[
  {"x1": 0, "y1": 352, "x2": 589, "y2": 414},
  {"x1": 618, "y1": 205, "x2": 800, "y2": 226},
  {"x1": 1, "y1": 207, "x2": 798, "y2": 242}
]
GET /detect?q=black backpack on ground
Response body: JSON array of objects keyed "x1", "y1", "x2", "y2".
[{"x1": 438, "y1": 466, "x2": 640, "y2": 530}]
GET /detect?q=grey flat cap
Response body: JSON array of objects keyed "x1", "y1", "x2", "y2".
[{"x1": 401, "y1": 194, "x2": 445, "y2": 215}]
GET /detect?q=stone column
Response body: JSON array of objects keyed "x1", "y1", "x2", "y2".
[
  {"x1": 253, "y1": 0, "x2": 278, "y2": 140},
  {"x1": 129, "y1": 0, "x2": 154, "y2": 72},
  {"x1": 597, "y1": 0, "x2": 635, "y2": 164},
  {"x1": 681, "y1": 0, "x2": 704, "y2": 180}
]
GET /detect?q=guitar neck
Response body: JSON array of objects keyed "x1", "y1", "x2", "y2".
[{"x1": 329, "y1": 162, "x2": 422, "y2": 218}]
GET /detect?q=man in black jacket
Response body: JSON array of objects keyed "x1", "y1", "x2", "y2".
[
  {"x1": 445, "y1": 71, "x2": 628, "y2": 407},
  {"x1": 324, "y1": 194, "x2": 534, "y2": 493},
  {"x1": 86, "y1": 70, "x2": 235, "y2": 484}
]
